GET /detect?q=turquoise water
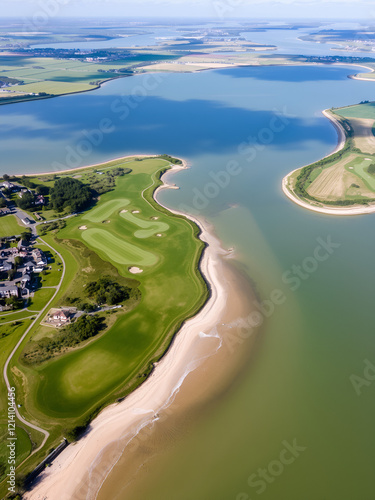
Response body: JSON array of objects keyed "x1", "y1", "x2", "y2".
[{"x1": 1, "y1": 64, "x2": 375, "y2": 498}]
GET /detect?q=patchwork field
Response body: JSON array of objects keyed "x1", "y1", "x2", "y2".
[
  {"x1": 0, "y1": 52, "x2": 179, "y2": 101},
  {"x1": 284, "y1": 103, "x2": 375, "y2": 210},
  {"x1": 1, "y1": 156, "x2": 207, "y2": 490},
  {"x1": 307, "y1": 154, "x2": 356, "y2": 199}
]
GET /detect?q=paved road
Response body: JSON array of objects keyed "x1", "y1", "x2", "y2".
[{"x1": 2, "y1": 236, "x2": 66, "y2": 457}]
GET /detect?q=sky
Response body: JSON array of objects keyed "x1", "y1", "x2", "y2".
[{"x1": 1, "y1": 0, "x2": 374, "y2": 20}]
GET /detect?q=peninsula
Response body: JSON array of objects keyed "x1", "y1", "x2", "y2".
[
  {"x1": 0, "y1": 154, "x2": 211, "y2": 497},
  {"x1": 283, "y1": 101, "x2": 375, "y2": 215}
]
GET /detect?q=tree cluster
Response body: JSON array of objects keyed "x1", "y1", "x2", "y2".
[
  {"x1": 16, "y1": 191, "x2": 34, "y2": 210},
  {"x1": 88, "y1": 167, "x2": 131, "y2": 195},
  {"x1": 85, "y1": 277, "x2": 130, "y2": 305},
  {"x1": 22, "y1": 315, "x2": 106, "y2": 364},
  {"x1": 50, "y1": 177, "x2": 93, "y2": 212},
  {"x1": 39, "y1": 220, "x2": 66, "y2": 236}
]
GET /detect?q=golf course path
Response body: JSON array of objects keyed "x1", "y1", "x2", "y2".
[{"x1": 3, "y1": 237, "x2": 66, "y2": 457}]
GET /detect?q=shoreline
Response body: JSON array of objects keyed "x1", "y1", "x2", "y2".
[
  {"x1": 345, "y1": 63, "x2": 375, "y2": 81},
  {"x1": 20, "y1": 153, "x2": 163, "y2": 177},
  {"x1": 282, "y1": 108, "x2": 375, "y2": 216},
  {"x1": 1, "y1": 60, "x2": 373, "y2": 114},
  {"x1": 24, "y1": 160, "x2": 246, "y2": 500}
]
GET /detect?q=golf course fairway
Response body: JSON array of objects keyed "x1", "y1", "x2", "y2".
[
  {"x1": 3, "y1": 156, "x2": 208, "y2": 489},
  {"x1": 82, "y1": 228, "x2": 158, "y2": 266}
]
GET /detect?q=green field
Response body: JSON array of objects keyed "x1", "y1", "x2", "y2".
[
  {"x1": 336, "y1": 102, "x2": 375, "y2": 119},
  {"x1": 0, "y1": 57, "x2": 121, "y2": 97},
  {"x1": 0, "y1": 156, "x2": 207, "y2": 491},
  {"x1": 0, "y1": 215, "x2": 22, "y2": 237}
]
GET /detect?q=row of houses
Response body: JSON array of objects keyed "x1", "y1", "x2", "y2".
[
  {"x1": 1, "y1": 181, "x2": 45, "y2": 207},
  {"x1": 19, "y1": 188, "x2": 45, "y2": 205},
  {"x1": 1, "y1": 181, "x2": 20, "y2": 192},
  {"x1": 0, "y1": 245, "x2": 48, "y2": 302},
  {"x1": 0, "y1": 280, "x2": 30, "y2": 299}
]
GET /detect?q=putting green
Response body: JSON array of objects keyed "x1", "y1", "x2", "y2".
[
  {"x1": 61, "y1": 350, "x2": 127, "y2": 399},
  {"x1": 82, "y1": 199, "x2": 130, "y2": 223},
  {"x1": 82, "y1": 228, "x2": 157, "y2": 266},
  {"x1": 120, "y1": 212, "x2": 169, "y2": 238}
]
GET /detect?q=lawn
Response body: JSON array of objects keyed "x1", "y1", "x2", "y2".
[
  {"x1": 29, "y1": 288, "x2": 56, "y2": 311},
  {"x1": 0, "y1": 310, "x2": 35, "y2": 324},
  {"x1": 0, "y1": 215, "x2": 22, "y2": 237}
]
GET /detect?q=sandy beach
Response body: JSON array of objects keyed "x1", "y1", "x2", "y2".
[
  {"x1": 282, "y1": 108, "x2": 375, "y2": 216},
  {"x1": 24, "y1": 162, "x2": 255, "y2": 500},
  {"x1": 346, "y1": 63, "x2": 375, "y2": 81},
  {"x1": 321, "y1": 109, "x2": 346, "y2": 155}
]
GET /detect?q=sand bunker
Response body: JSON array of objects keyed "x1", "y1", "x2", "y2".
[
  {"x1": 128, "y1": 267, "x2": 143, "y2": 274},
  {"x1": 120, "y1": 209, "x2": 128, "y2": 213},
  {"x1": 156, "y1": 233, "x2": 162, "y2": 237},
  {"x1": 151, "y1": 216, "x2": 159, "y2": 220},
  {"x1": 132, "y1": 210, "x2": 140, "y2": 214},
  {"x1": 79, "y1": 225, "x2": 88, "y2": 230}
]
